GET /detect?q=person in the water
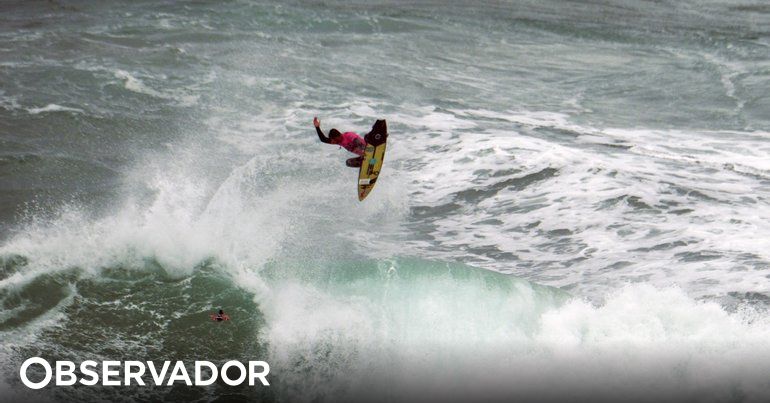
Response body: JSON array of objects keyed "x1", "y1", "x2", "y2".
[
  {"x1": 210, "y1": 309, "x2": 230, "y2": 322},
  {"x1": 314, "y1": 117, "x2": 366, "y2": 168}
]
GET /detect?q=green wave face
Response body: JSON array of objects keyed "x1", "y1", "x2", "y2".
[{"x1": 2, "y1": 254, "x2": 569, "y2": 402}]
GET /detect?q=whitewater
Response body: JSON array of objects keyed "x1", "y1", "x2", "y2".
[{"x1": 1, "y1": 1, "x2": 769, "y2": 402}]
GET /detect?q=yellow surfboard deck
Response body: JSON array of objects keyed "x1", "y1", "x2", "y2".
[{"x1": 358, "y1": 119, "x2": 388, "y2": 201}]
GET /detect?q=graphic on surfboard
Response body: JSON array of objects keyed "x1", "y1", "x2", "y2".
[{"x1": 358, "y1": 119, "x2": 388, "y2": 201}]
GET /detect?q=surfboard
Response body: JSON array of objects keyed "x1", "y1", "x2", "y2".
[{"x1": 358, "y1": 119, "x2": 388, "y2": 201}]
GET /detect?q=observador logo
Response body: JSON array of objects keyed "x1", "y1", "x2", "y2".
[{"x1": 19, "y1": 357, "x2": 270, "y2": 389}]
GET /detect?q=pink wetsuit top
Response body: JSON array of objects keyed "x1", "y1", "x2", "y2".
[{"x1": 339, "y1": 132, "x2": 366, "y2": 156}]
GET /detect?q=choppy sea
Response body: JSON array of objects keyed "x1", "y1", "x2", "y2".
[{"x1": 1, "y1": 1, "x2": 769, "y2": 401}]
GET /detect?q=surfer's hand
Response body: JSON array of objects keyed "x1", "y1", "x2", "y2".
[{"x1": 313, "y1": 117, "x2": 320, "y2": 128}]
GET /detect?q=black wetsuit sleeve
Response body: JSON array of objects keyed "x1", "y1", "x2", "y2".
[{"x1": 316, "y1": 126, "x2": 332, "y2": 144}]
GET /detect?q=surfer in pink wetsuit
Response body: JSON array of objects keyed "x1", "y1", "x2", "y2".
[
  {"x1": 314, "y1": 117, "x2": 366, "y2": 167},
  {"x1": 210, "y1": 309, "x2": 230, "y2": 322}
]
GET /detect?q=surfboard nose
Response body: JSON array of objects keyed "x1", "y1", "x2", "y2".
[{"x1": 365, "y1": 119, "x2": 387, "y2": 146}]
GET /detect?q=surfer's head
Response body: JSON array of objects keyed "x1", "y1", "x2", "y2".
[
  {"x1": 329, "y1": 129, "x2": 342, "y2": 144},
  {"x1": 218, "y1": 309, "x2": 224, "y2": 315}
]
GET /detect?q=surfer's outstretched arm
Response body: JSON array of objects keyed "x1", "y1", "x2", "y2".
[{"x1": 314, "y1": 117, "x2": 332, "y2": 144}]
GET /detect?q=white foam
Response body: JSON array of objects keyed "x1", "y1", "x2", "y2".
[
  {"x1": 255, "y1": 267, "x2": 770, "y2": 401},
  {"x1": 392, "y1": 105, "x2": 477, "y2": 133},
  {"x1": 381, "y1": 106, "x2": 770, "y2": 298},
  {"x1": 114, "y1": 69, "x2": 199, "y2": 106},
  {"x1": 26, "y1": 103, "x2": 85, "y2": 115},
  {"x1": 0, "y1": 91, "x2": 21, "y2": 112},
  {"x1": 701, "y1": 52, "x2": 750, "y2": 111}
]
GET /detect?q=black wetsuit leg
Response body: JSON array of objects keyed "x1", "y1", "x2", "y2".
[{"x1": 346, "y1": 156, "x2": 363, "y2": 168}]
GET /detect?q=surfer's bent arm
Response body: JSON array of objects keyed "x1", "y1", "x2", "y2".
[
  {"x1": 313, "y1": 117, "x2": 332, "y2": 144},
  {"x1": 316, "y1": 126, "x2": 332, "y2": 144}
]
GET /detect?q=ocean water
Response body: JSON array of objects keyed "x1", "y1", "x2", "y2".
[{"x1": 1, "y1": 0, "x2": 769, "y2": 402}]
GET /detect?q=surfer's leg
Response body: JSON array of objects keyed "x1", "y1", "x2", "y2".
[{"x1": 346, "y1": 156, "x2": 363, "y2": 168}]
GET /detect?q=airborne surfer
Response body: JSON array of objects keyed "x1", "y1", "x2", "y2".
[{"x1": 313, "y1": 117, "x2": 366, "y2": 168}]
